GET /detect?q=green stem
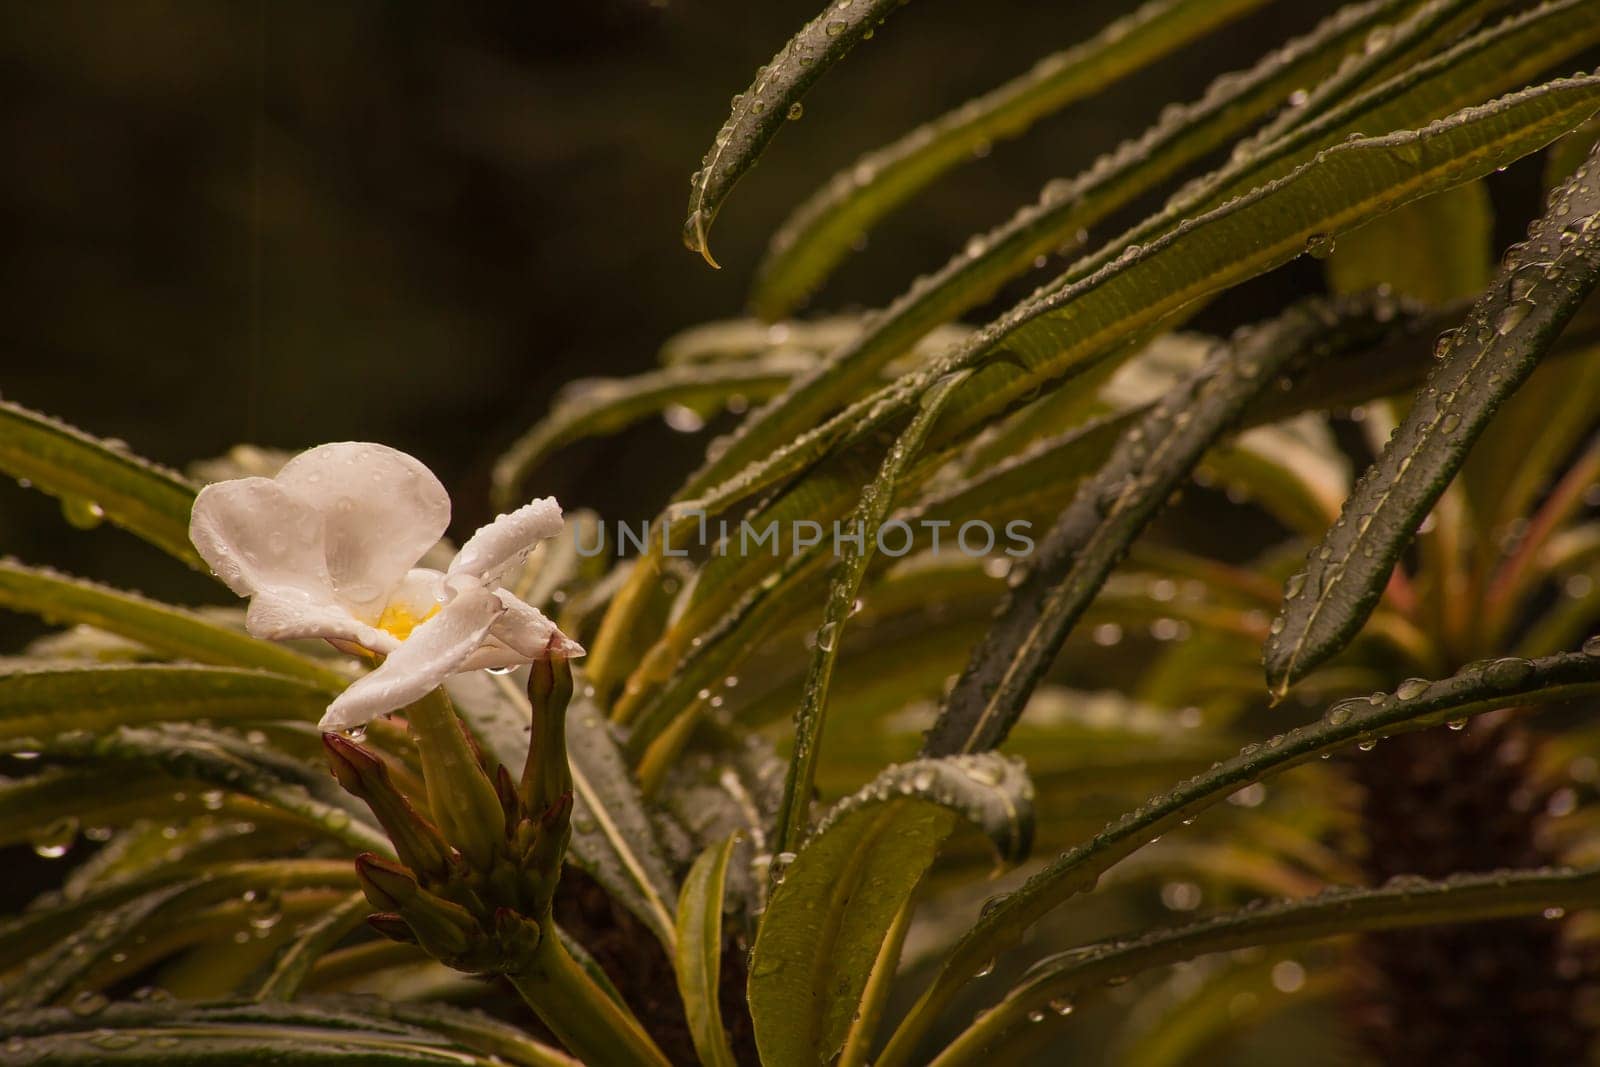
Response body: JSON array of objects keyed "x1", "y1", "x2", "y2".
[
  {"x1": 509, "y1": 925, "x2": 672, "y2": 1067},
  {"x1": 405, "y1": 687, "x2": 506, "y2": 868}
]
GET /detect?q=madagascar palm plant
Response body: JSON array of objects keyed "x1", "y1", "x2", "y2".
[{"x1": 4, "y1": 0, "x2": 1600, "y2": 1063}]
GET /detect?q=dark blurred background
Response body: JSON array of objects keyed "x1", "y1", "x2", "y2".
[{"x1": 0, "y1": 0, "x2": 1401, "y2": 643}]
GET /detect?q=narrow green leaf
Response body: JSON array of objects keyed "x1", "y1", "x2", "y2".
[
  {"x1": 682, "y1": 0, "x2": 911, "y2": 266},
  {"x1": 877, "y1": 646, "x2": 1600, "y2": 1065},
  {"x1": 0, "y1": 664, "x2": 332, "y2": 740},
  {"x1": 750, "y1": 0, "x2": 1276, "y2": 317},
  {"x1": 1326, "y1": 181, "x2": 1494, "y2": 303},
  {"x1": 0, "y1": 724, "x2": 390, "y2": 855},
  {"x1": 0, "y1": 561, "x2": 344, "y2": 689},
  {"x1": 449, "y1": 670, "x2": 680, "y2": 950},
  {"x1": 673, "y1": 834, "x2": 741, "y2": 1067},
  {"x1": 925, "y1": 295, "x2": 1402, "y2": 757},
  {"x1": 491, "y1": 354, "x2": 810, "y2": 511},
  {"x1": 1264, "y1": 135, "x2": 1600, "y2": 695},
  {"x1": 933, "y1": 865, "x2": 1600, "y2": 1062},
  {"x1": 0, "y1": 400, "x2": 201, "y2": 568},
  {"x1": 675, "y1": 73, "x2": 1600, "y2": 551},
  {"x1": 748, "y1": 754, "x2": 1033, "y2": 1067},
  {"x1": 0, "y1": 997, "x2": 579, "y2": 1067},
  {"x1": 679, "y1": 0, "x2": 1417, "y2": 508},
  {"x1": 773, "y1": 371, "x2": 968, "y2": 854},
  {"x1": 4, "y1": 861, "x2": 355, "y2": 1010},
  {"x1": 249, "y1": 891, "x2": 370, "y2": 1002}
]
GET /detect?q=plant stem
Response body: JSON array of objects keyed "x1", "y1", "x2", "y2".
[
  {"x1": 405, "y1": 686, "x2": 506, "y2": 867},
  {"x1": 509, "y1": 924, "x2": 672, "y2": 1067}
]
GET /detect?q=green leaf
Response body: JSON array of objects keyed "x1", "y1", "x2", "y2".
[
  {"x1": 748, "y1": 754, "x2": 1033, "y2": 1067},
  {"x1": 773, "y1": 370, "x2": 968, "y2": 854},
  {"x1": 932, "y1": 865, "x2": 1600, "y2": 1061},
  {"x1": 673, "y1": 834, "x2": 741, "y2": 1067},
  {"x1": 248, "y1": 891, "x2": 370, "y2": 1002},
  {"x1": 1326, "y1": 180, "x2": 1494, "y2": 303},
  {"x1": 750, "y1": 0, "x2": 1276, "y2": 317},
  {"x1": 877, "y1": 646, "x2": 1600, "y2": 1065},
  {"x1": 677, "y1": 0, "x2": 1417, "y2": 510},
  {"x1": 1264, "y1": 135, "x2": 1600, "y2": 695},
  {"x1": 0, "y1": 724, "x2": 390, "y2": 855},
  {"x1": 923, "y1": 294, "x2": 1406, "y2": 757},
  {"x1": 448, "y1": 670, "x2": 680, "y2": 950},
  {"x1": 682, "y1": 0, "x2": 912, "y2": 266},
  {"x1": 0, "y1": 561, "x2": 344, "y2": 689},
  {"x1": 677, "y1": 73, "x2": 1600, "y2": 552},
  {"x1": 0, "y1": 664, "x2": 332, "y2": 740},
  {"x1": 0, "y1": 400, "x2": 201, "y2": 568},
  {"x1": 491, "y1": 354, "x2": 811, "y2": 511},
  {"x1": 0, "y1": 997, "x2": 579, "y2": 1066},
  {"x1": 3, "y1": 860, "x2": 355, "y2": 1010}
]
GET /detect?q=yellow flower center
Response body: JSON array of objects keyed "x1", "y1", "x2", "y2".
[{"x1": 376, "y1": 601, "x2": 439, "y2": 642}]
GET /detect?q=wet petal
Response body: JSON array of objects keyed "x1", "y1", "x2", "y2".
[
  {"x1": 245, "y1": 588, "x2": 396, "y2": 654},
  {"x1": 318, "y1": 584, "x2": 504, "y2": 731},
  {"x1": 448, "y1": 497, "x2": 563, "y2": 587},
  {"x1": 488, "y1": 589, "x2": 585, "y2": 659},
  {"x1": 276, "y1": 443, "x2": 450, "y2": 612},
  {"x1": 189, "y1": 477, "x2": 329, "y2": 599}
]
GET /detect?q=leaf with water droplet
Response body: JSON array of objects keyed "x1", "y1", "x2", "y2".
[
  {"x1": 682, "y1": 0, "x2": 911, "y2": 267},
  {"x1": 1265, "y1": 131, "x2": 1600, "y2": 697}
]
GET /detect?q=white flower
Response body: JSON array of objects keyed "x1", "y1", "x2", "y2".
[{"x1": 189, "y1": 442, "x2": 584, "y2": 732}]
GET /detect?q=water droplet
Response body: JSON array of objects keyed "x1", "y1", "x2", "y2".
[
  {"x1": 1304, "y1": 233, "x2": 1335, "y2": 260},
  {"x1": 68, "y1": 990, "x2": 108, "y2": 1017},
  {"x1": 485, "y1": 665, "x2": 517, "y2": 676},
  {"x1": 1581, "y1": 634, "x2": 1600, "y2": 657},
  {"x1": 787, "y1": 102, "x2": 804, "y2": 121},
  {"x1": 825, "y1": 19, "x2": 847, "y2": 36},
  {"x1": 973, "y1": 958, "x2": 995, "y2": 978},
  {"x1": 1357, "y1": 739, "x2": 1377, "y2": 751},
  {"x1": 663, "y1": 404, "x2": 706, "y2": 433},
  {"x1": 1395, "y1": 678, "x2": 1431, "y2": 701},
  {"x1": 1447, "y1": 718, "x2": 1468, "y2": 731},
  {"x1": 30, "y1": 815, "x2": 79, "y2": 859},
  {"x1": 1484, "y1": 656, "x2": 1533, "y2": 689},
  {"x1": 1494, "y1": 300, "x2": 1533, "y2": 335},
  {"x1": 1049, "y1": 997, "x2": 1074, "y2": 1016},
  {"x1": 61, "y1": 496, "x2": 105, "y2": 530}
]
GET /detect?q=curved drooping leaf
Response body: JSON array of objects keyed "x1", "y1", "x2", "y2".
[
  {"x1": 448, "y1": 670, "x2": 679, "y2": 950},
  {"x1": 932, "y1": 865, "x2": 1600, "y2": 1061},
  {"x1": 678, "y1": 0, "x2": 1416, "y2": 508},
  {"x1": 1264, "y1": 136, "x2": 1600, "y2": 695},
  {"x1": 3, "y1": 860, "x2": 355, "y2": 1010},
  {"x1": 750, "y1": 0, "x2": 1275, "y2": 317},
  {"x1": 588, "y1": 0, "x2": 1594, "y2": 687},
  {"x1": 0, "y1": 561, "x2": 345, "y2": 688},
  {"x1": 491, "y1": 354, "x2": 811, "y2": 510},
  {"x1": 877, "y1": 646, "x2": 1600, "y2": 1065},
  {"x1": 0, "y1": 664, "x2": 332, "y2": 741},
  {"x1": 670, "y1": 74, "x2": 1600, "y2": 551},
  {"x1": 774, "y1": 371, "x2": 968, "y2": 854},
  {"x1": 0, "y1": 400, "x2": 201, "y2": 568},
  {"x1": 249, "y1": 891, "x2": 371, "y2": 1002},
  {"x1": 682, "y1": 0, "x2": 912, "y2": 266},
  {"x1": 748, "y1": 754, "x2": 1033, "y2": 1067},
  {"x1": 0, "y1": 997, "x2": 579, "y2": 1067},
  {"x1": 925, "y1": 294, "x2": 1403, "y2": 757},
  {"x1": 673, "y1": 834, "x2": 741, "y2": 1067},
  {"x1": 0, "y1": 724, "x2": 390, "y2": 855}
]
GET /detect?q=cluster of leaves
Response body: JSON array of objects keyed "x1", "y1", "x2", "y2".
[{"x1": 4, "y1": 0, "x2": 1600, "y2": 1063}]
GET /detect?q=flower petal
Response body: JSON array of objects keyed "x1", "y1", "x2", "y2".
[
  {"x1": 245, "y1": 588, "x2": 396, "y2": 654},
  {"x1": 189, "y1": 477, "x2": 329, "y2": 598},
  {"x1": 448, "y1": 497, "x2": 564, "y2": 586},
  {"x1": 488, "y1": 590, "x2": 586, "y2": 659},
  {"x1": 275, "y1": 443, "x2": 450, "y2": 612},
  {"x1": 318, "y1": 584, "x2": 505, "y2": 732}
]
